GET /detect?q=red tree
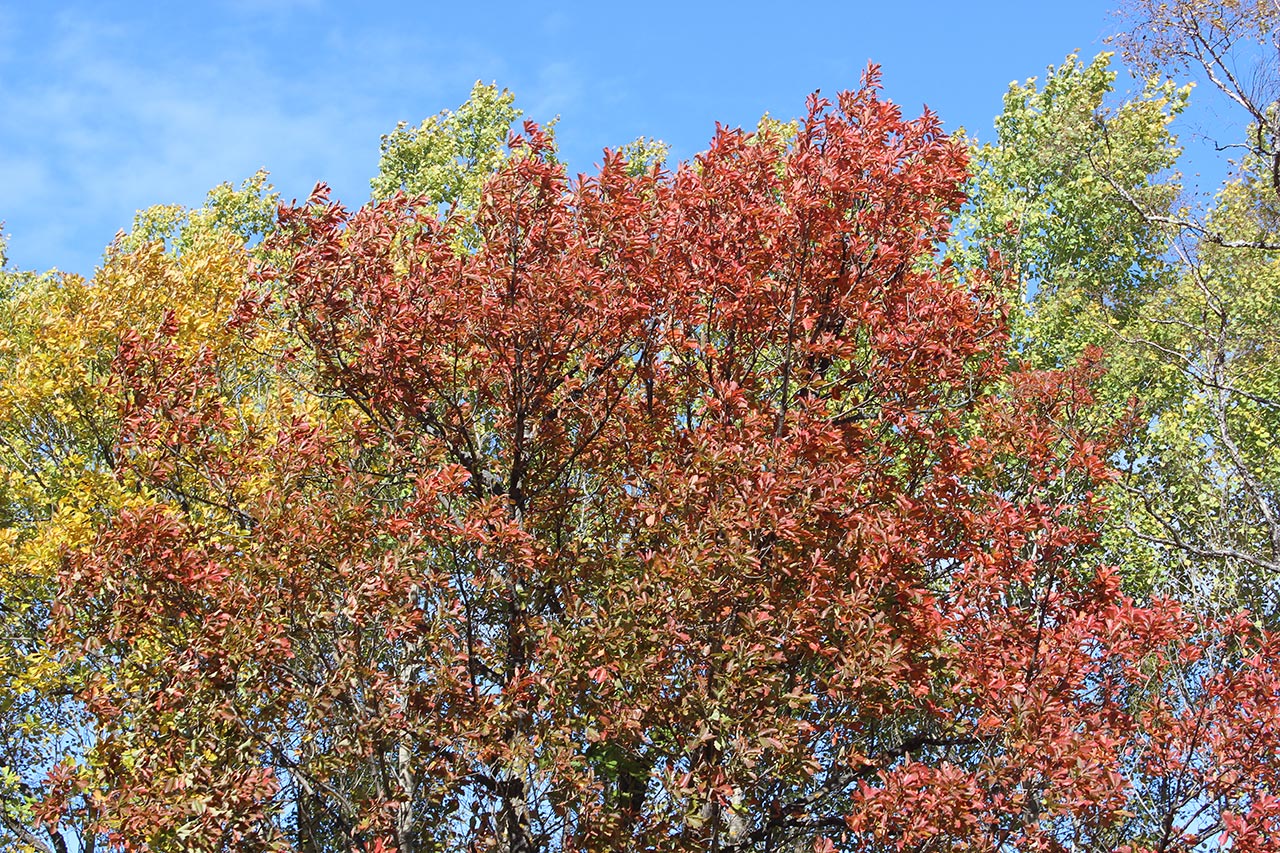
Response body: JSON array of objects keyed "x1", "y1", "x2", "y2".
[{"x1": 45, "y1": 71, "x2": 1280, "y2": 852}]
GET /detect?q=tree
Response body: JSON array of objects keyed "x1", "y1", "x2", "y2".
[
  {"x1": 0, "y1": 174, "x2": 279, "y2": 853},
  {"x1": 372, "y1": 82, "x2": 524, "y2": 213},
  {"x1": 965, "y1": 3, "x2": 1280, "y2": 622},
  {"x1": 370, "y1": 81, "x2": 669, "y2": 247},
  {"x1": 958, "y1": 52, "x2": 1196, "y2": 596},
  {"x1": 0, "y1": 234, "x2": 94, "y2": 853},
  {"x1": 1113, "y1": 0, "x2": 1279, "y2": 198},
  {"x1": 957, "y1": 29, "x2": 1280, "y2": 848},
  {"x1": 1105, "y1": 0, "x2": 1280, "y2": 618},
  {"x1": 35, "y1": 72, "x2": 1280, "y2": 852},
  {"x1": 959, "y1": 52, "x2": 1187, "y2": 353}
]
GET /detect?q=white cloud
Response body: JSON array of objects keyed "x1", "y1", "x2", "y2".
[
  {"x1": 0, "y1": 8, "x2": 385, "y2": 271},
  {"x1": 0, "y1": 3, "x2": 592, "y2": 273}
]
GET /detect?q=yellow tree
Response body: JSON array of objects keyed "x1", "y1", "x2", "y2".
[{"x1": 0, "y1": 173, "x2": 279, "y2": 853}]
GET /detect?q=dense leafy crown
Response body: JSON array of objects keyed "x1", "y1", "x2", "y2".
[{"x1": 2, "y1": 54, "x2": 1278, "y2": 853}]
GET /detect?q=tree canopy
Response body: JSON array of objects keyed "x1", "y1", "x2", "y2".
[{"x1": 3, "y1": 7, "x2": 1280, "y2": 851}]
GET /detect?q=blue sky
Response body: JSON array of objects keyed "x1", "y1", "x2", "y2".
[{"x1": 1, "y1": 1, "x2": 1138, "y2": 276}]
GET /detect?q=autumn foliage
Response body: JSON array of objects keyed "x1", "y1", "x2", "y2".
[{"x1": 26, "y1": 72, "x2": 1280, "y2": 852}]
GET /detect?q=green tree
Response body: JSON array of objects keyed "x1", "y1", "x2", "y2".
[
  {"x1": 371, "y1": 81, "x2": 522, "y2": 212},
  {"x1": 964, "y1": 30, "x2": 1280, "y2": 621},
  {"x1": 960, "y1": 52, "x2": 1187, "y2": 359},
  {"x1": 1107, "y1": 0, "x2": 1280, "y2": 618},
  {"x1": 370, "y1": 82, "x2": 670, "y2": 249}
]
